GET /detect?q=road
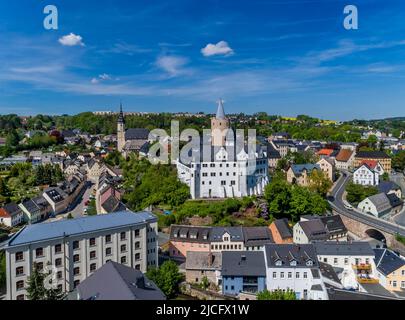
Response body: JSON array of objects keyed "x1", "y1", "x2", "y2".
[
  {"x1": 329, "y1": 171, "x2": 405, "y2": 237},
  {"x1": 64, "y1": 182, "x2": 95, "y2": 219}
]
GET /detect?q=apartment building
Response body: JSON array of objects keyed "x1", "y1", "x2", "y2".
[
  {"x1": 354, "y1": 151, "x2": 392, "y2": 173},
  {"x1": 4, "y1": 211, "x2": 158, "y2": 300}
]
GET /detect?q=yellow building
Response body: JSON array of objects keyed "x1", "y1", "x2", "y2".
[
  {"x1": 354, "y1": 151, "x2": 392, "y2": 173},
  {"x1": 374, "y1": 248, "x2": 405, "y2": 293}
]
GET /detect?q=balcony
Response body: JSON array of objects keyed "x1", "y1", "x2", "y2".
[
  {"x1": 352, "y1": 264, "x2": 372, "y2": 271},
  {"x1": 356, "y1": 276, "x2": 379, "y2": 284}
]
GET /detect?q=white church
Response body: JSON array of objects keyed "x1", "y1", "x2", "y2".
[{"x1": 176, "y1": 101, "x2": 269, "y2": 199}]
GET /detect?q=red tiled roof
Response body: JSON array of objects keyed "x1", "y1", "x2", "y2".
[
  {"x1": 318, "y1": 149, "x2": 334, "y2": 156},
  {"x1": 360, "y1": 160, "x2": 378, "y2": 170},
  {"x1": 336, "y1": 149, "x2": 354, "y2": 162},
  {"x1": 0, "y1": 208, "x2": 11, "y2": 218}
]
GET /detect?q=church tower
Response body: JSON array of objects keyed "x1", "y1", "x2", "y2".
[
  {"x1": 117, "y1": 103, "x2": 126, "y2": 153},
  {"x1": 211, "y1": 99, "x2": 230, "y2": 147}
]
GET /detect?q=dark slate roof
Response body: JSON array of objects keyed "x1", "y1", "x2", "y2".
[
  {"x1": 266, "y1": 143, "x2": 281, "y2": 159},
  {"x1": 125, "y1": 128, "x2": 150, "y2": 141},
  {"x1": 77, "y1": 261, "x2": 166, "y2": 300},
  {"x1": 386, "y1": 193, "x2": 403, "y2": 208},
  {"x1": 242, "y1": 227, "x2": 274, "y2": 246},
  {"x1": 101, "y1": 196, "x2": 121, "y2": 213},
  {"x1": 290, "y1": 164, "x2": 320, "y2": 177},
  {"x1": 170, "y1": 225, "x2": 211, "y2": 243},
  {"x1": 320, "y1": 215, "x2": 347, "y2": 235},
  {"x1": 366, "y1": 193, "x2": 392, "y2": 212},
  {"x1": 319, "y1": 262, "x2": 341, "y2": 285},
  {"x1": 299, "y1": 220, "x2": 329, "y2": 241},
  {"x1": 210, "y1": 227, "x2": 244, "y2": 242},
  {"x1": 20, "y1": 199, "x2": 40, "y2": 213},
  {"x1": 378, "y1": 181, "x2": 401, "y2": 195},
  {"x1": 7, "y1": 211, "x2": 156, "y2": 247},
  {"x1": 313, "y1": 241, "x2": 375, "y2": 256},
  {"x1": 3, "y1": 202, "x2": 23, "y2": 216},
  {"x1": 374, "y1": 248, "x2": 405, "y2": 276},
  {"x1": 221, "y1": 251, "x2": 266, "y2": 277},
  {"x1": 273, "y1": 219, "x2": 293, "y2": 239},
  {"x1": 44, "y1": 187, "x2": 67, "y2": 203},
  {"x1": 264, "y1": 244, "x2": 318, "y2": 268},
  {"x1": 356, "y1": 151, "x2": 390, "y2": 159}
]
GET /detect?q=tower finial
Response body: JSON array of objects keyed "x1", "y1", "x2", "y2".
[
  {"x1": 216, "y1": 98, "x2": 226, "y2": 119},
  {"x1": 118, "y1": 101, "x2": 124, "y2": 123}
]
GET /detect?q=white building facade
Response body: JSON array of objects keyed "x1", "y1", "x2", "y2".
[
  {"x1": 177, "y1": 101, "x2": 269, "y2": 199},
  {"x1": 4, "y1": 211, "x2": 158, "y2": 300}
]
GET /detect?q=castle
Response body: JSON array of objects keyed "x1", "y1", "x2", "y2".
[{"x1": 176, "y1": 101, "x2": 269, "y2": 199}]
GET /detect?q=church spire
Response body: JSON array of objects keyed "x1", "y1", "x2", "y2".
[
  {"x1": 216, "y1": 99, "x2": 226, "y2": 119},
  {"x1": 118, "y1": 101, "x2": 125, "y2": 123}
]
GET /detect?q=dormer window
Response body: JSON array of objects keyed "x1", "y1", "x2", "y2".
[
  {"x1": 275, "y1": 260, "x2": 282, "y2": 267},
  {"x1": 306, "y1": 260, "x2": 313, "y2": 267},
  {"x1": 290, "y1": 260, "x2": 297, "y2": 267}
]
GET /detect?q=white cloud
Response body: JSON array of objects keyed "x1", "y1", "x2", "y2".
[
  {"x1": 58, "y1": 33, "x2": 85, "y2": 47},
  {"x1": 201, "y1": 41, "x2": 234, "y2": 57},
  {"x1": 156, "y1": 55, "x2": 189, "y2": 77},
  {"x1": 91, "y1": 73, "x2": 112, "y2": 84}
]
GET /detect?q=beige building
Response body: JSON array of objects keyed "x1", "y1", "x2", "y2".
[
  {"x1": 354, "y1": 151, "x2": 392, "y2": 173},
  {"x1": 335, "y1": 149, "x2": 355, "y2": 170},
  {"x1": 5, "y1": 211, "x2": 158, "y2": 300},
  {"x1": 316, "y1": 157, "x2": 335, "y2": 182},
  {"x1": 287, "y1": 164, "x2": 320, "y2": 186},
  {"x1": 185, "y1": 251, "x2": 222, "y2": 285}
]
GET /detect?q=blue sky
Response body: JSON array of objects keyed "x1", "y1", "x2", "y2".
[{"x1": 1, "y1": 0, "x2": 405, "y2": 120}]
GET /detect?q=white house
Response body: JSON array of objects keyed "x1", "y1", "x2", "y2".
[
  {"x1": 353, "y1": 160, "x2": 384, "y2": 186},
  {"x1": 313, "y1": 241, "x2": 377, "y2": 290},
  {"x1": 0, "y1": 203, "x2": 24, "y2": 227},
  {"x1": 264, "y1": 244, "x2": 328, "y2": 300},
  {"x1": 357, "y1": 193, "x2": 394, "y2": 218}
]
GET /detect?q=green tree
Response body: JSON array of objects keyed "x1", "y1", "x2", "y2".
[
  {"x1": 6, "y1": 129, "x2": 19, "y2": 147},
  {"x1": 346, "y1": 182, "x2": 378, "y2": 205},
  {"x1": 200, "y1": 276, "x2": 210, "y2": 290},
  {"x1": 26, "y1": 263, "x2": 65, "y2": 300},
  {"x1": 257, "y1": 289, "x2": 296, "y2": 300},
  {"x1": 146, "y1": 260, "x2": 183, "y2": 299},
  {"x1": 308, "y1": 170, "x2": 333, "y2": 196}
]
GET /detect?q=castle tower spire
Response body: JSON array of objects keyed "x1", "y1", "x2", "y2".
[{"x1": 216, "y1": 98, "x2": 226, "y2": 119}]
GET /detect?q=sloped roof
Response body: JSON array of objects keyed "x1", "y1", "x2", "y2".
[
  {"x1": 360, "y1": 160, "x2": 379, "y2": 170},
  {"x1": 265, "y1": 244, "x2": 318, "y2": 268},
  {"x1": 313, "y1": 241, "x2": 374, "y2": 256},
  {"x1": 125, "y1": 128, "x2": 150, "y2": 141},
  {"x1": 222, "y1": 251, "x2": 266, "y2": 276},
  {"x1": 386, "y1": 193, "x2": 403, "y2": 208},
  {"x1": 374, "y1": 248, "x2": 405, "y2": 276},
  {"x1": 378, "y1": 181, "x2": 401, "y2": 194},
  {"x1": 77, "y1": 261, "x2": 165, "y2": 300},
  {"x1": 318, "y1": 149, "x2": 334, "y2": 156},
  {"x1": 186, "y1": 251, "x2": 222, "y2": 270},
  {"x1": 366, "y1": 193, "x2": 392, "y2": 212},
  {"x1": 273, "y1": 218, "x2": 293, "y2": 239},
  {"x1": 356, "y1": 151, "x2": 390, "y2": 159},
  {"x1": 336, "y1": 149, "x2": 354, "y2": 162},
  {"x1": 290, "y1": 164, "x2": 320, "y2": 176}
]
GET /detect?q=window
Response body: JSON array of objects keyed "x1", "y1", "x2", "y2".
[
  {"x1": 105, "y1": 248, "x2": 112, "y2": 256},
  {"x1": 296, "y1": 272, "x2": 300, "y2": 279},
  {"x1": 73, "y1": 267, "x2": 80, "y2": 276},
  {"x1": 90, "y1": 251, "x2": 96, "y2": 260},
  {"x1": 288, "y1": 272, "x2": 292, "y2": 279},
  {"x1": 57, "y1": 271, "x2": 63, "y2": 280},
  {"x1": 303, "y1": 272, "x2": 308, "y2": 279},
  {"x1": 35, "y1": 247, "x2": 44, "y2": 258},
  {"x1": 121, "y1": 244, "x2": 127, "y2": 253},
  {"x1": 135, "y1": 264, "x2": 141, "y2": 270},
  {"x1": 36, "y1": 262, "x2": 44, "y2": 271},
  {"x1": 334, "y1": 258, "x2": 338, "y2": 264},
  {"x1": 89, "y1": 238, "x2": 96, "y2": 247},
  {"x1": 280, "y1": 272, "x2": 285, "y2": 279},
  {"x1": 55, "y1": 258, "x2": 62, "y2": 267},
  {"x1": 16, "y1": 267, "x2": 24, "y2": 277},
  {"x1": 135, "y1": 241, "x2": 141, "y2": 249},
  {"x1": 73, "y1": 254, "x2": 80, "y2": 263},
  {"x1": 273, "y1": 272, "x2": 277, "y2": 279},
  {"x1": 16, "y1": 281, "x2": 24, "y2": 291},
  {"x1": 74, "y1": 280, "x2": 80, "y2": 288},
  {"x1": 15, "y1": 252, "x2": 24, "y2": 262},
  {"x1": 120, "y1": 232, "x2": 127, "y2": 241},
  {"x1": 16, "y1": 295, "x2": 25, "y2": 301},
  {"x1": 105, "y1": 235, "x2": 112, "y2": 243},
  {"x1": 135, "y1": 229, "x2": 140, "y2": 237},
  {"x1": 73, "y1": 241, "x2": 80, "y2": 250},
  {"x1": 401, "y1": 281, "x2": 405, "y2": 289},
  {"x1": 57, "y1": 284, "x2": 63, "y2": 292},
  {"x1": 121, "y1": 256, "x2": 127, "y2": 264},
  {"x1": 90, "y1": 263, "x2": 97, "y2": 272},
  {"x1": 344, "y1": 258, "x2": 349, "y2": 265},
  {"x1": 135, "y1": 253, "x2": 141, "y2": 261},
  {"x1": 393, "y1": 281, "x2": 397, "y2": 288},
  {"x1": 55, "y1": 244, "x2": 62, "y2": 254}
]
